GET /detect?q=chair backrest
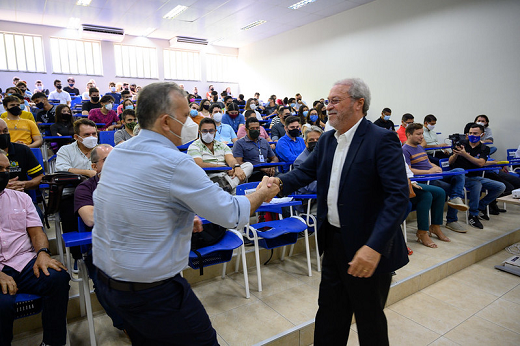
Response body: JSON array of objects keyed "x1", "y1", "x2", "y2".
[
  {"x1": 439, "y1": 158, "x2": 450, "y2": 171},
  {"x1": 507, "y1": 148, "x2": 517, "y2": 161},
  {"x1": 30, "y1": 148, "x2": 46, "y2": 174},
  {"x1": 99, "y1": 130, "x2": 116, "y2": 146},
  {"x1": 235, "y1": 182, "x2": 259, "y2": 196}
]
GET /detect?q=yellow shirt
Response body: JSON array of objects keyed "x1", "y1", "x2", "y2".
[
  {"x1": 4, "y1": 118, "x2": 41, "y2": 145},
  {"x1": 1, "y1": 110, "x2": 36, "y2": 123}
]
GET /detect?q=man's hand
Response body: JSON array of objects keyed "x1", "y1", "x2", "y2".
[
  {"x1": 193, "y1": 216, "x2": 203, "y2": 233},
  {"x1": 452, "y1": 145, "x2": 467, "y2": 158},
  {"x1": 86, "y1": 170, "x2": 97, "y2": 178},
  {"x1": 428, "y1": 166, "x2": 443, "y2": 174},
  {"x1": 347, "y1": 245, "x2": 381, "y2": 278},
  {"x1": 0, "y1": 272, "x2": 18, "y2": 295},
  {"x1": 233, "y1": 167, "x2": 246, "y2": 181},
  {"x1": 33, "y1": 253, "x2": 67, "y2": 278},
  {"x1": 256, "y1": 176, "x2": 280, "y2": 202},
  {"x1": 442, "y1": 149, "x2": 450, "y2": 155},
  {"x1": 7, "y1": 177, "x2": 26, "y2": 191},
  {"x1": 260, "y1": 167, "x2": 275, "y2": 176}
]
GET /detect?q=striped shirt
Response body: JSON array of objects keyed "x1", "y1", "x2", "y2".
[
  {"x1": 402, "y1": 144, "x2": 432, "y2": 170},
  {"x1": 187, "y1": 138, "x2": 232, "y2": 165}
]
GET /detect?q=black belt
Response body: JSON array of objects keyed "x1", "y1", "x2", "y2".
[{"x1": 97, "y1": 270, "x2": 173, "y2": 292}]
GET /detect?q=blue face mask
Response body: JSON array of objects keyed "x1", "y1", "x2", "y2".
[
  {"x1": 384, "y1": 115, "x2": 391, "y2": 121},
  {"x1": 303, "y1": 111, "x2": 308, "y2": 117},
  {"x1": 290, "y1": 103, "x2": 296, "y2": 108},
  {"x1": 125, "y1": 105, "x2": 133, "y2": 110},
  {"x1": 20, "y1": 104, "x2": 26, "y2": 111},
  {"x1": 190, "y1": 109, "x2": 199, "y2": 117},
  {"x1": 468, "y1": 135, "x2": 481, "y2": 143},
  {"x1": 310, "y1": 115, "x2": 319, "y2": 122}
]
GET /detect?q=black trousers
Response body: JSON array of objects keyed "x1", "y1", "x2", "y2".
[{"x1": 314, "y1": 225, "x2": 392, "y2": 346}]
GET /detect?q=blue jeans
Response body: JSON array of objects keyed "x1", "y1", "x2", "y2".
[
  {"x1": 0, "y1": 258, "x2": 70, "y2": 346},
  {"x1": 465, "y1": 176, "x2": 506, "y2": 216},
  {"x1": 431, "y1": 168, "x2": 466, "y2": 223},
  {"x1": 96, "y1": 272, "x2": 218, "y2": 346}
]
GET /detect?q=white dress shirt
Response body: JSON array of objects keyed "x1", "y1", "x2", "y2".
[{"x1": 327, "y1": 117, "x2": 363, "y2": 228}]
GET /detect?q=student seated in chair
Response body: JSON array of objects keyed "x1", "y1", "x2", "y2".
[
  {"x1": 421, "y1": 114, "x2": 450, "y2": 165},
  {"x1": 74, "y1": 144, "x2": 127, "y2": 334},
  {"x1": 114, "y1": 109, "x2": 137, "y2": 145},
  {"x1": 2, "y1": 95, "x2": 42, "y2": 148},
  {"x1": 0, "y1": 149, "x2": 70, "y2": 346}
]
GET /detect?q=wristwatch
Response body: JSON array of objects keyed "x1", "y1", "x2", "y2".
[
  {"x1": 37, "y1": 248, "x2": 51, "y2": 256},
  {"x1": 234, "y1": 164, "x2": 241, "y2": 168}
]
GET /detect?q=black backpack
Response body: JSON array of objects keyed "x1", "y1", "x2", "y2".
[{"x1": 190, "y1": 223, "x2": 227, "y2": 275}]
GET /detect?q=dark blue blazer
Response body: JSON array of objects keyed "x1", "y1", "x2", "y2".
[{"x1": 280, "y1": 117, "x2": 409, "y2": 273}]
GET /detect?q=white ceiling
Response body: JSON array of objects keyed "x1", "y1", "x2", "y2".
[{"x1": 0, "y1": 0, "x2": 373, "y2": 48}]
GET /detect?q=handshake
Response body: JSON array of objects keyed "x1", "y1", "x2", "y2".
[{"x1": 255, "y1": 176, "x2": 281, "y2": 203}]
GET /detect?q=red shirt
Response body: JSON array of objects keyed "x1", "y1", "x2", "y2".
[{"x1": 396, "y1": 125, "x2": 407, "y2": 144}]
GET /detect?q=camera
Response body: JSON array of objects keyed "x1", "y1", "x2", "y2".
[{"x1": 448, "y1": 133, "x2": 465, "y2": 149}]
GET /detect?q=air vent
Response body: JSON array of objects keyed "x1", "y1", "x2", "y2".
[
  {"x1": 176, "y1": 36, "x2": 208, "y2": 45},
  {"x1": 81, "y1": 24, "x2": 125, "y2": 42}
]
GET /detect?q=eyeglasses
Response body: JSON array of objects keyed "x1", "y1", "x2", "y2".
[{"x1": 201, "y1": 129, "x2": 216, "y2": 134}]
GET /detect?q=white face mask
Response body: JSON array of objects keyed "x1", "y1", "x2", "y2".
[
  {"x1": 426, "y1": 124, "x2": 436, "y2": 131},
  {"x1": 168, "y1": 115, "x2": 198, "y2": 145},
  {"x1": 201, "y1": 132, "x2": 215, "y2": 144},
  {"x1": 110, "y1": 86, "x2": 116, "y2": 92},
  {"x1": 476, "y1": 121, "x2": 486, "y2": 127},
  {"x1": 250, "y1": 104, "x2": 257, "y2": 110},
  {"x1": 80, "y1": 135, "x2": 98, "y2": 149},
  {"x1": 105, "y1": 103, "x2": 113, "y2": 111},
  {"x1": 213, "y1": 112, "x2": 223, "y2": 123}
]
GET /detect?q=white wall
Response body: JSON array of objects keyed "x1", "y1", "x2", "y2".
[
  {"x1": 0, "y1": 20, "x2": 239, "y2": 98},
  {"x1": 238, "y1": 0, "x2": 520, "y2": 159}
]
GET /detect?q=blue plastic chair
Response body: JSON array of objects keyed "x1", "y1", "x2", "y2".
[
  {"x1": 14, "y1": 293, "x2": 43, "y2": 319},
  {"x1": 188, "y1": 227, "x2": 250, "y2": 298},
  {"x1": 99, "y1": 130, "x2": 116, "y2": 146},
  {"x1": 235, "y1": 182, "x2": 307, "y2": 292}
]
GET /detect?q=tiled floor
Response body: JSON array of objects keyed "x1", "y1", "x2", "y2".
[{"x1": 13, "y1": 205, "x2": 520, "y2": 346}]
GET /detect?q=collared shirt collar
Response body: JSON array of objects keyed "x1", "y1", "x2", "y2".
[
  {"x1": 139, "y1": 129, "x2": 179, "y2": 151},
  {"x1": 334, "y1": 117, "x2": 363, "y2": 141}
]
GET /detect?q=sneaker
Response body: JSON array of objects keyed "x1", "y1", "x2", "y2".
[
  {"x1": 478, "y1": 209, "x2": 490, "y2": 221},
  {"x1": 446, "y1": 221, "x2": 467, "y2": 233},
  {"x1": 468, "y1": 215, "x2": 483, "y2": 229},
  {"x1": 447, "y1": 197, "x2": 469, "y2": 211}
]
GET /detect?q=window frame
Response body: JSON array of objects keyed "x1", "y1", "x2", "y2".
[{"x1": 0, "y1": 31, "x2": 46, "y2": 73}]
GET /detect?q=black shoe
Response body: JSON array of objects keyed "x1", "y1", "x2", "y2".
[
  {"x1": 478, "y1": 209, "x2": 490, "y2": 221},
  {"x1": 469, "y1": 215, "x2": 484, "y2": 229},
  {"x1": 488, "y1": 203, "x2": 500, "y2": 215}
]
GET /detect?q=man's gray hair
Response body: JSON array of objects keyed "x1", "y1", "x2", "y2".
[
  {"x1": 304, "y1": 126, "x2": 323, "y2": 141},
  {"x1": 91, "y1": 144, "x2": 113, "y2": 163},
  {"x1": 136, "y1": 82, "x2": 184, "y2": 130},
  {"x1": 334, "y1": 78, "x2": 371, "y2": 115}
]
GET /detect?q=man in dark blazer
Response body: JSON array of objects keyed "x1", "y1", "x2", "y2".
[{"x1": 267, "y1": 78, "x2": 409, "y2": 345}]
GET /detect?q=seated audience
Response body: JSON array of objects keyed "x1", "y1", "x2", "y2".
[
  {"x1": 116, "y1": 90, "x2": 133, "y2": 116},
  {"x1": 464, "y1": 114, "x2": 496, "y2": 155},
  {"x1": 105, "y1": 81, "x2": 121, "y2": 104},
  {"x1": 264, "y1": 96, "x2": 278, "y2": 116},
  {"x1": 449, "y1": 124, "x2": 505, "y2": 229},
  {"x1": 271, "y1": 106, "x2": 292, "y2": 141},
  {"x1": 33, "y1": 79, "x2": 50, "y2": 96},
  {"x1": 0, "y1": 150, "x2": 70, "y2": 346},
  {"x1": 114, "y1": 110, "x2": 136, "y2": 145},
  {"x1": 403, "y1": 123, "x2": 468, "y2": 235},
  {"x1": 74, "y1": 144, "x2": 126, "y2": 332},
  {"x1": 297, "y1": 104, "x2": 309, "y2": 125},
  {"x1": 51, "y1": 104, "x2": 75, "y2": 136},
  {"x1": 189, "y1": 102, "x2": 204, "y2": 125},
  {"x1": 397, "y1": 113, "x2": 414, "y2": 144},
  {"x1": 373, "y1": 107, "x2": 395, "y2": 131},
  {"x1": 32, "y1": 92, "x2": 57, "y2": 124},
  {"x1": 192, "y1": 87, "x2": 201, "y2": 100},
  {"x1": 199, "y1": 99, "x2": 211, "y2": 118},
  {"x1": 421, "y1": 114, "x2": 450, "y2": 165},
  {"x1": 48, "y1": 79, "x2": 71, "y2": 106},
  {"x1": 210, "y1": 104, "x2": 237, "y2": 144},
  {"x1": 2, "y1": 96, "x2": 42, "y2": 148},
  {"x1": 15, "y1": 82, "x2": 32, "y2": 102},
  {"x1": 1, "y1": 94, "x2": 35, "y2": 122},
  {"x1": 276, "y1": 115, "x2": 306, "y2": 172},
  {"x1": 82, "y1": 87, "x2": 102, "y2": 116},
  {"x1": 233, "y1": 117, "x2": 278, "y2": 181},
  {"x1": 302, "y1": 108, "x2": 321, "y2": 131},
  {"x1": 63, "y1": 76, "x2": 80, "y2": 96},
  {"x1": 187, "y1": 118, "x2": 253, "y2": 192},
  {"x1": 81, "y1": 79, "x2": 96, "y2": 100},
  {"x1": 206, "y1": 85, "x2": 214, "y2": 99},
  {"x1": 221, "y1": 103, "x2": 245, "y2": 133},
  {"x1": 315, "y1": 103, "x2": 328, "y2": 128},
  {"x1": 237, "y1": 110, "x2": 271, "y2": 141},
  {"x1": 236, "y1": 94, "x2": 246, "y2": 106},
  {"x1": 88, "y1": 95, "x2": 120, "y2": 131}
]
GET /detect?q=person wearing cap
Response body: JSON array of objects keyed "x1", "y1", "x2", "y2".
[{"x1": 64, "y1": 77, "x2": 80, "y2": 96}]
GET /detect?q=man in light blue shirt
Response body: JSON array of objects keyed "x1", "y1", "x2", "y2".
[{"x1": 92, "y1": 82, "x2": 278, "y2": 345}]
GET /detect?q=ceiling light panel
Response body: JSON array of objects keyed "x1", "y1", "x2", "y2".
[
  {"x1": 241, "y1": 20, "x2": 266, "y2": 31},
  {"x1": 163, "y1": 5, "x2": 188, "y2": 19},
  {"x1": 289, "y1": 0, "x2": 316, "y2": 10},
  {"x1": 76, "y1": 0, "x2": 92, "y2": 6}
]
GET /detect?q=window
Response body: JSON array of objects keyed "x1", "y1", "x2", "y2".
[
  {"x1": 50, "y1": 38, "x2": 103, "y2": 75},
  {"x1": 114, "y1": 44, "x2": 158, "y2": 79},
  {"x1": 206, "y1": 54, "x2": 238, "y2": 83},
  {"x1": 163, "y1": 50, "x2": 201, "y2": 81},
  {"x1": 0, "y1": 32, "x2": 45, "y2": 72}
]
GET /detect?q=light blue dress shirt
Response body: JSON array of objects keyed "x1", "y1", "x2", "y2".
[
  {"x1": 215, "y1": 123, "x2": 237, "y2": 143},
  {"x1": 92, "y1": 129, "x2": 250, "y2": 282}
]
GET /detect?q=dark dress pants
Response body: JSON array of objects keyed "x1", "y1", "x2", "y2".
[
  {"x1": 96, "y1": 272, "x2": 218, "y2": 346},
  {"x1": 0, "y1": 258, "x2": 70, "y2": 346},
  {"x1": 314, "y1": 225, "x2": 392, "y2": 346}
]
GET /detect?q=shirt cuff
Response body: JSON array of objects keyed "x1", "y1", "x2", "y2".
[{"x1": 234, "y1": 195, "x2": 251, "y2": 229}]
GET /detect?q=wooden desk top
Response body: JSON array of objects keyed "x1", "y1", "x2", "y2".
[{"x1": 497, "y1": 194, "x2": 520, "y2": 206}]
